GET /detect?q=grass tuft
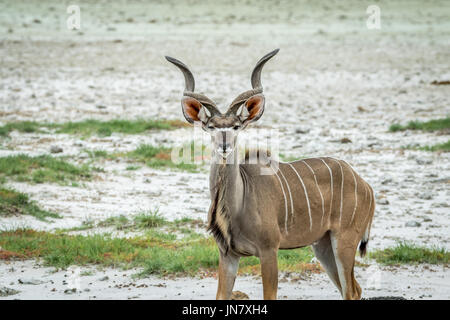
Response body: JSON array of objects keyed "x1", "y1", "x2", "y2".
[
  {"x1": 279, "y1": 153, "x2": 304, "y2": 162},
  {"x1": 0, "y1": 187, "x2": 60, "y2": 221},
  {"x1": 85, "y1": 150, "x2": 109, "y2": 159},
  {"x1": 418, "y1": 140, "x2": 450, "y2": 152},
  {"x1": 0, "y1": 121, "x2": 46, "y2": 136},
  {"x1": 97, "y1": 215, "x2": 131, "y2": 229},
  {"x1": 403, "y1": 140, "x2": 450, "y2": 152},
  {"x1": 0, "y1": 154, "x2": 92, "y2": 184},
  {"x1": 370, "y1": 242, "x2": 449, "y2": 265},
  {"x1": 133, "y1": 210, "x2": 167, "y2": 229},
  {"x1": 389, "y1": 117, "x2": 450, "y2": 132}
]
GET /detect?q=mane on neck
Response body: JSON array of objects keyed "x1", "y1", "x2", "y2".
[{"x1": 207, "y1": 164, "x2": 232, "y2": 254}]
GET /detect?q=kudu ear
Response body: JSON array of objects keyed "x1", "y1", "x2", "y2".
[
  {"x1": 181, "y1": 97, "x2": 211, "y2": 124},
  {"x1": 239, "y1": 94, "x2": 265, "y2": 125}
]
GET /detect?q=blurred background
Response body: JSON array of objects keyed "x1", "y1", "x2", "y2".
[{"x1": 0, "y1": 0, "x2": 448, "y2": 299}]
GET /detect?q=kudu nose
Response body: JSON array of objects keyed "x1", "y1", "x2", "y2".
[
  {"x1": 220, "y1": 131, "x2": 233, "y2": 152},
  {"x1": 222, "y1": 143, "x2": 232, "y2": 153}
]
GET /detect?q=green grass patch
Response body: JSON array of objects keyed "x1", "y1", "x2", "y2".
[
  {"x1": 403, "y1": 140, "x2": 450, "y2": 152},
  {"x1": 0, "y1": 187, "x2": 60, "y2": 221},
  {"x1": 0, "y1": 154, "x2": 92, "y2": 184},
  {"x1": 0, "y1": 228, "x2": 318, "y2": 277},
  {"x1": 370, "y1": 242, "x2": 449, "y2": 265},
  {"x1": 85, "y1": 149, "x2": 110, "y2": 159},
  {"x1": 62, "y1": 220, "x2": 95, "y2": 232},
  {"x1": 125, "y1": 165, "x2": 140, "y2": 171},
  {"x1": 82, "y1": 142, "x2": 203, "y2": 173},
  {"x1": 127, "y1": 144, "x2": 198, "y2": 172},
  {"x1": 95, "y1": 211, "x2": 168, "y2": 231},
  {"x1": 389, "y1": 117, "x2": 450, "y2": 132},
  {"x1": 133, "y1": 210, "x2": 167, "y2": 229},
  {"x1": 64, "y1": 213, "x2": 197, "y2": 235},
  {"x1": 0, "y1": 121, "x2": 46, "y2": 136},
  {"x1": 279, "y1": 153, "x2": 300, "y2": 162},
  {"x1": 418, "y1": 140, "x2": 450, "y2": 152},
  {"x1": 0, "y1": 119, "x2": 189, "y2": 138},
  {"x1": 97, "y1": 215, "x2": 131, "y2": 230}
]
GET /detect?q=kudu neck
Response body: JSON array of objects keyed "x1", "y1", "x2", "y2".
[{"x1": 210, "y1": 150, "x2": 244, "y2": 214}]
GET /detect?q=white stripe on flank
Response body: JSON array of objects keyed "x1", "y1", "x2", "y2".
[
  {"x1": 329, "y1": 159, "x2": 344, "y2": 226},
  {"x1": 302, "y1": 160, "x2": 325, "y2": 226},
  {"x1": 364, "y1": 183, "x2": 368, "y2": 200},
  {"x1": 343, "y1": 161, "x2": 358, "y2": 225},
  {"x1": 320, "y1": 158, "x2": 333, "y2": 219},
  {"x1": 368, "y1": 184, "x2": 373, "y2": 214},
  {"x1": 278, "y1": 167, "x2": 295, "y2": 225},
  {"x1": 287, "y1": 163, "x2": 312, "y2": 231},
  {"x1": 271, "y1": 167, "x2": 289, "y2": 234},
  {"x1": 362, "y1": 184, "x2": 373, "y2": 227}
]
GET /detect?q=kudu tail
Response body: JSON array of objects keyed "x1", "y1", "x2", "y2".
[{"x1": 359, "y1": 207, "x2": 374, "y2": 257}]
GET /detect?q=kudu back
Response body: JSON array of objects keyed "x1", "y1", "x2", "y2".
[{"x1": 166, "y1": 49, "x2": 375, "y2": 300}]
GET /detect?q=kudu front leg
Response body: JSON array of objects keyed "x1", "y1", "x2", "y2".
[
  {"x1": 260, "y1": 249, "x2": 278, "y2": 300},
  {"x1": 216, "y1": 252, "x2": 240, "y2": 300}
]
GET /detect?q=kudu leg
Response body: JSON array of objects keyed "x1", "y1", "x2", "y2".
[
  {"x1": 330, "y1": 232, "x2": 362, "y2": 300},
  {"x1": 260, "y1": 249, "x2": 278, "y2": 300},
  {"x1": 216, "y1": 253, "x2": 240, "y2": 300},
  {"x1": 312, "y1": 232, "x2": 342, "y2": 294}
]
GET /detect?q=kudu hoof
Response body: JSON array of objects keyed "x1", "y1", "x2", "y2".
[{"x1": 231, "y1": 291, "x2": 250, "y2": 300}]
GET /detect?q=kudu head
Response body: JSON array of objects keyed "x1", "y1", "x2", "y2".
[{"x1": 166, "y1": 49, "x2": 279, "y2": 159}]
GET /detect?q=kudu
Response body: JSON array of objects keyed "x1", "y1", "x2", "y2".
[{"x1": 166, "y1": 49, "x2": 375, "y2": 300}]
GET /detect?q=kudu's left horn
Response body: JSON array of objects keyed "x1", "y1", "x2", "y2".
[{"x1": 165, "y1": 56, "x2": 195, "y2": 92}]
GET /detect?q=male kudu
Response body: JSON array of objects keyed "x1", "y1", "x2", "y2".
[{"x1": 166, "y1": 49, "x2": 375, "y2": 300}]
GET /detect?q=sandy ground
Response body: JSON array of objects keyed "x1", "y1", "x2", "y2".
[
  {"x1": 0, "y1": 0, "x2": 449, "y2": 299},
  {"x1": 1, "y1": 260, "x2": 448, "y2": 300}
]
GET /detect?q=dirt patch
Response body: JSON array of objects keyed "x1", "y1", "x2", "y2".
[
  {"x1": 431, "y1": 80, "x2": 450, "y2": 85},
  {"x1": 0, "y1": 249, "x2": 25, "y2": 260}
]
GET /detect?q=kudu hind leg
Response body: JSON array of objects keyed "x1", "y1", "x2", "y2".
[
  {"x1": 260, "y1": 249, "x2": 278, "y2": 300},
  {"x1": 330, "y1": 232, "x2": 362, "y2": 300},
  {"x1": 312, "y1": 232, "x2": 342, "y2": 294},
  {"x1": 216, "y1": 253, "x2": 240, "y2": 300}
]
